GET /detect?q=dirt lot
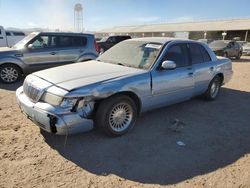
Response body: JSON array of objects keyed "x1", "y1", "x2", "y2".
[{"x1": 0, "y1": 57, "x2": 250, "y2": 188}]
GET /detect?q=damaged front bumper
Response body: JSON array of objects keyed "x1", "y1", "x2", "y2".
[{"x1": 16, "y1": 87, "x2": 94, "y2": 135}]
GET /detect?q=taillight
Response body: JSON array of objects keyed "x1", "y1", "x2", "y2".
[{"x1": 94, "y1": 40, "x2": 100, "y2": 53}]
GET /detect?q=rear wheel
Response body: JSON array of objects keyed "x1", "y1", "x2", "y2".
[
  {"x1": 0, "y1": 64, "x2": 22, "y2": 84},
  {"x1": 204, "y1": 76, "x2": 222, "y2": 100},
  {"x1": 95, "y1": 95, "x2": 137, "y2": 136}
]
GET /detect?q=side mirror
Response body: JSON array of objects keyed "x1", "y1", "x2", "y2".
[
  {"x1": 161, "y1": 60, "x2": 176, "y2": 70},
  {"x1": 27, "y1": 44, "x2": 33, "y2": 49}
]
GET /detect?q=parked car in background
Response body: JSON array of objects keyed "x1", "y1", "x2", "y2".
[
  {"x1": 97, "y1": 35, "x2": 131, "y2": 53},
  {"x1": 237, "y1": 41, "x2": 247, "y2": 47},
  {"x1": 208, "y1": 40, "x2": 242, "y2": 59},
  {"x1": 16, "y1": 38, "x2": 233, "y2": 136},
  {"x1": 197, "y1": 39, "x2": 213, "y2": 44},
  {"x1": 242, "y1": 42, "x2": 250, "y2": 55},
  {"x1": 0, "y1": 32, "x2": 99, "y2": 83},
  {"x1": 0, "y1": 26, "x2": 26, "y2": 47},
  {"x1": 95, "y1": 37, "x2": 102, "y2": 42}
]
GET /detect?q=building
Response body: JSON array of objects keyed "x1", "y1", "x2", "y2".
[{"x1": 97, "y1": 18, "x2": 250, "y2": 41}]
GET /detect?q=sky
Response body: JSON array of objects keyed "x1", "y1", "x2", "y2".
[{"x1": 0, "y1": 0, "x2": 250, "y2": 31}]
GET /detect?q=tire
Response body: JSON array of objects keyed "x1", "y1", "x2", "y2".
[
  {"x1": 0, "y1": 64, "x2": 22, "y2": 84},
  {"x1": 204, "y1": 76, "x2": 222, "y2": 101},
  {"x1": 95, "y1": 95, "x2": 137, "y2": 136}
]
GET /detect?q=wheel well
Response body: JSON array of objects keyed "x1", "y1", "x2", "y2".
[
  {"x1": 0, "y1": 63, "x2": 23, "y2": 75},
  {"x1": 94, "y1": 91, "x2": 142, "y2": 116},
  {"x1": 216, "y1": 73, "x2": 224, "y2": 84}
]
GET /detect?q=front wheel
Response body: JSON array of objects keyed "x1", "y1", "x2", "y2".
[
  {"x1": 95, "y1": 95, "x2": 137, "y2": 136},
  {"x1": 204, "y1": 76, "x2": 222, "y2": 100},
  {"x1": 0, "y1": 64, "x2": 22, "y2": 84}
]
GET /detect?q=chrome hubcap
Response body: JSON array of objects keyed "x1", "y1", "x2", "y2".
[
  {"x1": 210, "y1": 80, "x2": 219, "y2": 98},
  {"x1": 109, "y1": 103, "x2": 133, "y2": 132},
  {"x1": 0, "y1": 67, "x2": 19, "y2": 82}
]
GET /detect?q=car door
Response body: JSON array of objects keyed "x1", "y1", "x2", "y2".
[
  {"x1": 57, "y1": 35, "x2": 87, "y2": 64},
  {"x1": 150, "y1": 43, "x2": 194, "y2": 108},
  {"x1": 233, "y1": 42, "x2": 241, "y2": 55},
  {"x1": 226, "y1": 42, "x2": 235, "y2": 57},
  {"x1": 189, "y1": 43, "x2": 215, "y2": 95},
  {"x1": 21, "y1": 35, "x2": 59, "y2": 72}
]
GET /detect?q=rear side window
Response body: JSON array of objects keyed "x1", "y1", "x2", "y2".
[
  {"x1": 73, "y1": 36, "x2": 87, "y2": 46},
  {"x1": 200, "y1": 45, "x2": 211, "y2": 62},
  {"x1": 189, "y1": 43, "x2": 203, "y2": 64},
  {"x1": 189, "y1": 43, "x2": 211, "y2": 64},
  {"x1": 163, "y1": 44, "x2": 189, "y2": 68},
  {"x1": 58, "y1": 36, "x2": 87, "y2": 47},
  {"x1": 6, "y1": 32, "x2": 11, "y2": 36}
]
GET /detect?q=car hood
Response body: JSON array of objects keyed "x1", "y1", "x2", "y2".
[
  {"x1": 33, "y1": 60, "x2": 146, "y2": 91},
  {"x1": 0, "y1": 47, "x2": 17, "y2": 53},
  {"x1": 0, "y1": 47, "x2": 19, "y2": 55}
]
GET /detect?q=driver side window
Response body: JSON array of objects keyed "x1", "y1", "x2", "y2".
[
  {"x1": 162, "y1": 44, "x2": 189, "y2": 68},
  {"x1": 30, "y1": 36, "x2": 49, "y2": 49}
]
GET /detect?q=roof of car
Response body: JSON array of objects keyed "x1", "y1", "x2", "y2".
[
  {"x1": 128, "y1": 37, "x2": 196, "y2": 44},
  {"x1": 32, "y1": 32, "x2": 94, "y2": 36}
]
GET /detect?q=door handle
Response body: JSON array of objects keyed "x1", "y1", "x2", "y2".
[{"x1": 50, "y1": 52, "x2": 56, "y2": 55}]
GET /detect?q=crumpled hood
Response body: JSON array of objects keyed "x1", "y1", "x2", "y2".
[{"x1": 33, "y1": 60, "x2": 146, "y2": 91}]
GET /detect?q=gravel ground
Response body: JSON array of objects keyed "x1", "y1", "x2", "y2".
[{"x1": 0, "y1": 57, "x2": 250, "y2": 188}]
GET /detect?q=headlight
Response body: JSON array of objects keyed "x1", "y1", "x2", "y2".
[
  {"x1": 60, "y1": 98, "x2": 79, "y2": 110},
  {"x1": 41, "y1": 92, "x2": 63, "y2": 106}
]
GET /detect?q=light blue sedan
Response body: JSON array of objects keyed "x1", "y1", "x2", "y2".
[{"x1": 16, "y1": 38, "x2": 233, "y2": 136}]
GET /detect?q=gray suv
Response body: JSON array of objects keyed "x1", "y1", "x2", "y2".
[{"x1": 0, "y1": 32, "x2": 99, "y2": 83}]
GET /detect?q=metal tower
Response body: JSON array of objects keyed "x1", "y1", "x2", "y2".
[{"x1": 74, "y1": 3, "x2": 83, "y2": 32}]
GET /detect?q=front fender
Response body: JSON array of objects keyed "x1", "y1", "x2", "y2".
[
  {"x1": 64, "y1": 72, "x2": 151, "y2": 103},
  {"x1": 0, "y1": 56, "x2": 26, "y2": 70}
]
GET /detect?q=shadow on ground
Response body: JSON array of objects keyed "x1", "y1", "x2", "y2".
[
  {"x1": 42, "y1": 88, "x2": 250, "y2": 185},
  {"x1": 232, "y1": 56, "x2": 250, "y2": 63},
  {"x1": 0, "y1": 79, "x2": 24, "y2": 91}
]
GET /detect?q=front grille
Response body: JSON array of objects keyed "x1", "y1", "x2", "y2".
[{"x1": 23, "y1": 79, "x2": 43, "y2": 102}]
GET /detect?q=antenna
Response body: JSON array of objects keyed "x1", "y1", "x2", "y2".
[{"x1": 74, "y1": 3, "x2": 83, "y2": 32}]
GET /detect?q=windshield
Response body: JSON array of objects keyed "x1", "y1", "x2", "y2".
[
  {"x1": 209, "y1": 40, "x2": 228, "y2": 48},
  {"x1": 100, "y1": 37, "x2": 108, "y2": 42},
  {"x1": 97, "y1": 40, "x2": 163, "y2": 69},
  {"x1": 12, "y1": 33, "x2": 37, "y2": 49}
]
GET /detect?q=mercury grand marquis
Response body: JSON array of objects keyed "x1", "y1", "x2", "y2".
[{"x1": 16, "y1": 38, "x2": 233, "y2": 136}]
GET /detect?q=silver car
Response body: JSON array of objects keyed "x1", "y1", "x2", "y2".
[
  {"x1": 16, "y1": 38, "x2": 233, "y2": 136},
  {"x1": 0, "y1": 32, "x2": 99, "y2": 83}
]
